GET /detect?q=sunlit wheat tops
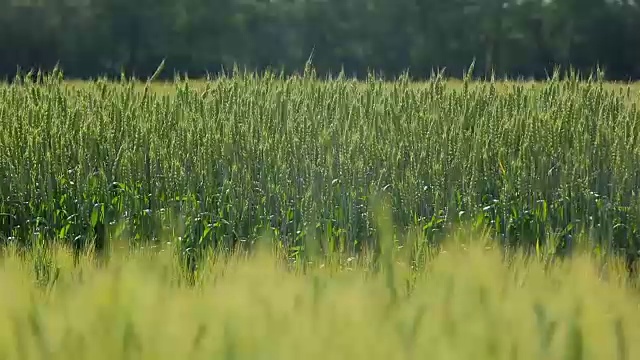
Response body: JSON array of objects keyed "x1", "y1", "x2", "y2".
[{"x1": 0, "y1": 69, "x2": 640, "y2": 263}]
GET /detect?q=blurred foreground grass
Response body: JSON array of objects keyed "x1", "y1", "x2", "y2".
[{"x1": 0, "y1": 230, "x2": 638, "y2": 360}]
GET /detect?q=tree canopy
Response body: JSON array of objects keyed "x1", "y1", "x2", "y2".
[{"x1": 1, "y1": 0, "x2": 639, "y2": 80}]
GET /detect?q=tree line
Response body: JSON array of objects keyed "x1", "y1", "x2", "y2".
[{"x1": 1, "y1": 0, "x2": 639, "y2": 81}]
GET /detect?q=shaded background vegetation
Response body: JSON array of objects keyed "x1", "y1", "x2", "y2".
[{"x1": 1, "y1": 0, "x2": 640, "y2": 80}]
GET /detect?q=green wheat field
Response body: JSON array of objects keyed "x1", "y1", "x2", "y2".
[{"x1": 1, "y1": 68, "x2": 640, "y2": 359}]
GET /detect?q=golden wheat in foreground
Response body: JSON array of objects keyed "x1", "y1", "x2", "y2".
[{"x1": 0, "y1": 233, "x2": 638, "y2": 360}]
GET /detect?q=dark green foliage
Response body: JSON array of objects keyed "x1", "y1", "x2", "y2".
[{"x1": 0, "y1": 0, "x2": 639, "y2": 80}]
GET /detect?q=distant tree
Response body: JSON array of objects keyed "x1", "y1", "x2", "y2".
[{"x1": 0, "y1": 0, "x2": 638, "y2": 80}]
